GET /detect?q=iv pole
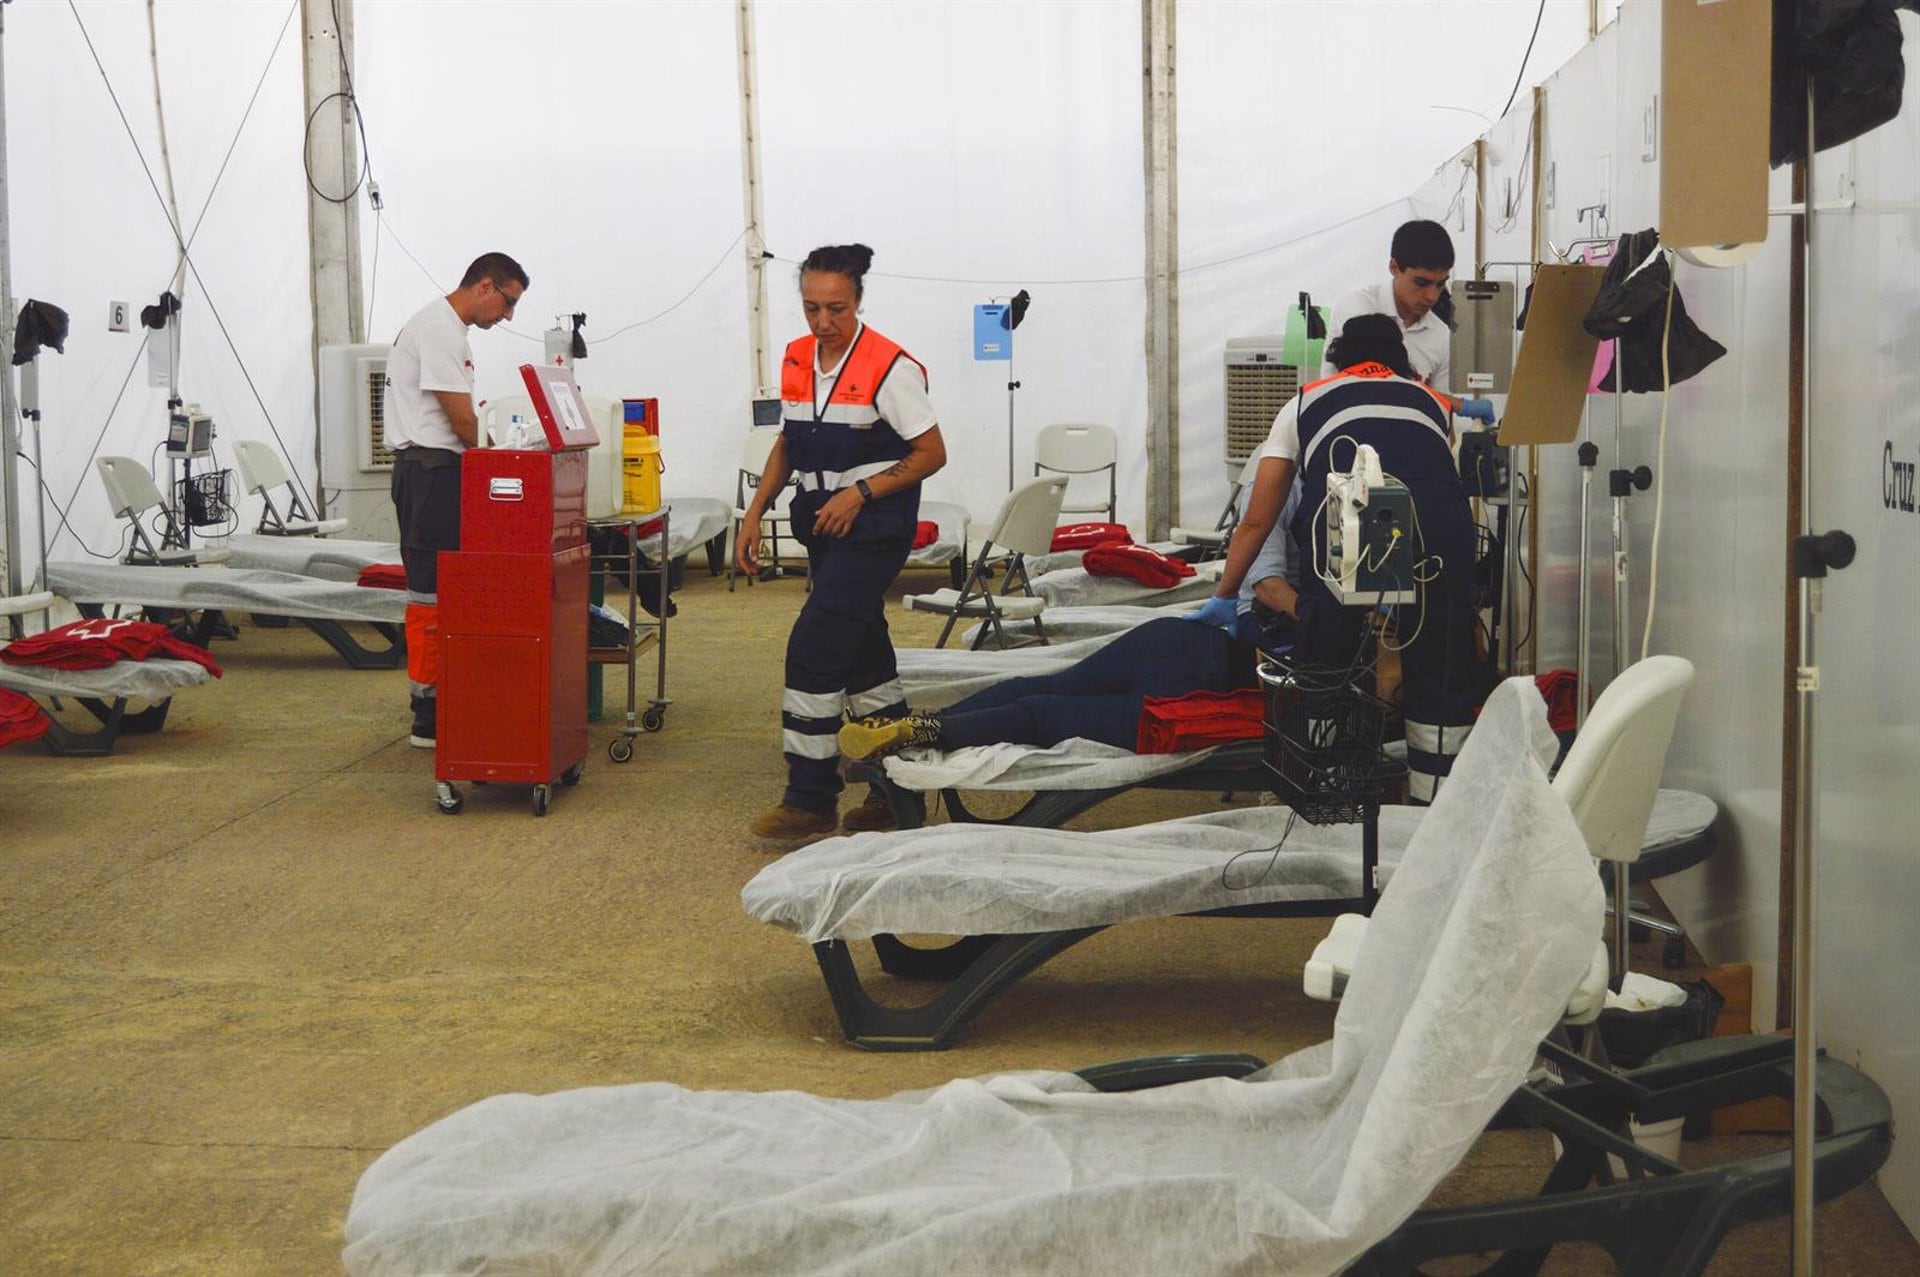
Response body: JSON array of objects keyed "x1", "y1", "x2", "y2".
[
  {"x1": 0, "y1": 0, "x2": 24, "y2": 605},
  {"x1": 1788, "y1": 84, "x2": 1855, "y2": 1277}
]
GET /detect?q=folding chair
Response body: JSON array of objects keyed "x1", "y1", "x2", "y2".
[
  {"x1": 1170, "y1": 450, "x2": 1263, "y2": 560},
  {"x1": 1033, "y1": 422, "x2": 1117, "y2": 522},
  {"x1": 726, "y1": 428, "x2": 802, "y2": 591},
  {"x1": 903, "y1": 476, "x2": 1067, "y2": 649},
  {"x1": 95, "y1": 456, "x2": 230, "y2": 567},
  {"x1": 231, "y1": 440, "x2": 347, "y2": 537},
  {"x1": 1305, "y1": 655, "x2": 1696, "y2": 1002}
]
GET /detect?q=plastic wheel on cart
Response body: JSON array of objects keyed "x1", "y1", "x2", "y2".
[
  {"x1": 642, "y1": 706, "x2": 666, "y2": 732},
  {"x1": 435, "y1": 781, "x2": 464, "y2": 815},
  {"x1": 608, "y1": 735, "x2": 635, "y2": 763},
  {"x1": 561, "y1": 761, "x2": 585, "y2": 787},
  {"x1": 532, "y1": 784, "x2": 551, "y2": 817}
]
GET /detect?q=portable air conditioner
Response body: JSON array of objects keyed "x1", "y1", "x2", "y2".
[
  {"x1": 1223, "y1": 337, "x2": 1300, "y2": 477},
  {"x1": 318, "y1": 342, "x2": 398, "y2": 541},
  {"x1": 318, "y1": 342, "x2": 394, "y2": 478}
]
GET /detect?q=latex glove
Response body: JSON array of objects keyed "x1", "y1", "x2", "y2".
[
  {"x1": 1456, "y1": 397, "x2": 1497, "y2": 425},
  {"x1": 1185, "y1": 595, "x2": 1239, "y2": 630}
]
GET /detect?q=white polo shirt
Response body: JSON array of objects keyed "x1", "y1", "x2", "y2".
[
  {"x1": 384, "y1": 299, "x2": 474, "y2": 453},
  {"x1": 1322, "y1": 282, "x2": 1451, "y2": 391}
]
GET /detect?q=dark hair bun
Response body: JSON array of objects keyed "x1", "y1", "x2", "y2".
[{"x1": 801, "y1": 243, "x2": 874, "y2": 282}]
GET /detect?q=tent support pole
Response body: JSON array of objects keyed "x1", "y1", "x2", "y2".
[
  {"x1": 301, "y1": 0, "x2": 366, "y2": 517},
  {"x1": 1141, "y1": 0, "x2": 1178, "y2": 540}
]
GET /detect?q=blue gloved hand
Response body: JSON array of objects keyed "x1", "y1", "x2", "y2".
[
  {"x1": 1185, "y1": 595, "x2": 1239, "y2": 630},
  {"x1": 1457, "y1": 397, "x2": 1497, "y2": 425}
]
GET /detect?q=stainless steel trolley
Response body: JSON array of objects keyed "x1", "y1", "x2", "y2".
[{"x1": 587, "y1": 508, "x2": 671, "y2": 762}]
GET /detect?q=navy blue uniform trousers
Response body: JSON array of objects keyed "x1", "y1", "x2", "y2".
[
  {"x1": 781, "y1": 494, "x2": 912, "y2": 813},
  {"x1": 936, "y1": 616, "x2": 1271, "y2": 752}
]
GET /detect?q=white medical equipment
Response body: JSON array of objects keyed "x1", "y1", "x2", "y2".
[{"x1": 1323, "y1": 443, "x2": 1417, "y2": 605}]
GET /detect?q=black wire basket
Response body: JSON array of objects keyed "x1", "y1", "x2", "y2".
[
  {"x1": 1257, "y1": 657, "x2": 1405, "y2": 825},
  {"x1": 175, "y1": 469, "x2": 234, "y2": 529}
]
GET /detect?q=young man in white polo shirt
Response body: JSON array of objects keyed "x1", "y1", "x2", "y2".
[
  {"x1": 1324, "y1": 219, "x2": 1456, "y2": 390},
  {"x1": 384, "y1": 252, "x2": 527, "y2": 747}
]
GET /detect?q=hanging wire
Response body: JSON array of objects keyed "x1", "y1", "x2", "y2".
[
  {"x1": 765, "y1": 191, "x2": 1414, "y2": 289},
  {"x1": 59, "y1": 0, "x2": 319, "y2": 545},
  {"x1": 1498, "y1": 0, "x2": 1550, "y2": 121}
]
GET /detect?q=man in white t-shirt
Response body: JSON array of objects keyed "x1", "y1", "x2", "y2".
[
  {"x1": 385, "y1": 252, "x2": 527, "y2": 747},
  {"x1": 1323, "y1": 219, "x2": 1458, "y2": 393}
]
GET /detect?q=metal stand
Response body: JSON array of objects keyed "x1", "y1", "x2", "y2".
[
  {"x1": 1004, "y1": 354, "x2": 1021, "y2": 491},
  {"x1": 588, "y1": 508, "x2": 673, "y2": 762},
  {"x1": 1790, "y1": 88, "x2": 1855, "y2": 1277},
  {"x1": 1607, "y1": 339, "x2": 1652, "y2": 677},
  {"x1": 1575, "y1": 439, "x2": 1598, "y2": 727},
  {"x1": 0, "y1": 0, "x2": 24, "y2": 600}
]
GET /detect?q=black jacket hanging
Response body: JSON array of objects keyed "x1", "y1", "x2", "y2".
[
  {"x1": 1770, "y1": 0, "x2": 1914, "y2": 167},
  {"x1": 1582, "y1": 229, "x2": 1727, "y2": 392},
  {"x1": 12, "y1": 301, "x2": 70, "y2": 366}
]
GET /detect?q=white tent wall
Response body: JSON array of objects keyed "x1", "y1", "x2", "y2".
[
  {"x1": 350, "y1": 1, "x2": 749, "y2": 504},
  {"x1": 1513, "y1": 1, "x2": 1920, "y2": 1229},
  {"x1": 5, "y1": 1, "x2": 312, "y2": 572},
  {"x1": 1172, "y1": 1, "x2": 1592, "y2": 525},
  {"x1": 751, "y1": 0, "x2": 1146, "y2": 528}
]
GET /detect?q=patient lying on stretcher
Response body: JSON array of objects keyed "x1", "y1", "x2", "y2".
[{"x1": 840, "y1": 510, "x2": 1301, "y2": 762}]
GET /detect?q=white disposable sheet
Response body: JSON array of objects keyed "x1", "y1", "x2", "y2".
[
  {"x1": 225, "y1": 535, "x2": 400, "y2": 581},
  {"x1": 633, "y1": 498, "x2": 731, "y2": 564},
  {"x1": 343, "y1": 680, "x2": 1597, "y2": 1277},
  {"x1": 1644, "y1": 788, "x2": 1716, "y2": 853},
  {"x1": 959, "y1": 600, "x2": 1191, "y2": 648},
  {"x1": 1030, "y1": 563, "x2": 1219, "y2": 609},
  {"x1": 46, "y1": 562, "x2": 408, "y2": 624},
  {"x1": 0, "y1": 657, "x2": 212, "y2": 702},
  {"x1": 743, "y1": 804, "x2": 1428, "y2": 945},
  {"x1": 897, "y1": 631, "x2": 1130, "y2": 708},
  {"x1": 905, "y1": 500, "x2": 968, "y2": 568},
  {"x1": 880, "y1": 738, "x2": 1236, "y2": 793}
]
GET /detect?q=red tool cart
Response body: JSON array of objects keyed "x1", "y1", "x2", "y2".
[{"x1": 433, "y1": 364, "x2": 601, "y2": 817}]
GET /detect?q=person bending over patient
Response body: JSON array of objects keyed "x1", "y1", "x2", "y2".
[{"x1": 838, "y1": 506, "x2": 1298, "y2": 762}]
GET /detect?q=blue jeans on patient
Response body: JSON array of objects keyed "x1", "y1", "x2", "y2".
[{"x1": 937, "y1": 617, "x2": 1262, "y2": 752}]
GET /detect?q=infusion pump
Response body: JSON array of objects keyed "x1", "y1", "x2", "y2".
[{"x1": 166, "y1": 405, "x2": 215, "y2": 459}]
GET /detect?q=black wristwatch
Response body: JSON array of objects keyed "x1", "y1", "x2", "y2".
[{"x1": 855, "y1": 478, "x2": 874, "y2": 503}]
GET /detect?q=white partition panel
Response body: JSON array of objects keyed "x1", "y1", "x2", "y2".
[{"x1": 1525, "y1": 2, "x2": 1920, "y2": 1228}]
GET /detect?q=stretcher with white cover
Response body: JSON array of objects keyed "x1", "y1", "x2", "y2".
[
  {"x1": 0, "y1": 652, "x2": 212, "y2": 756},
  {"x1": 46, "y1": 561, "x2": 407, "y2": 670},
  {"x1": 341, "y1": 677, "x2": 1888, "y2": 1276},
  {"x1": 1030, "y1": 554, "x2": 1221, "y2": 609},
  {"x1": 225, "y1": 534, "x2": 400, "y2": 581}
]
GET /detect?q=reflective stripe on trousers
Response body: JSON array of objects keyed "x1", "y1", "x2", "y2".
[{"x1": 781, "y1": 535, "x2": 912, "y2": 813}]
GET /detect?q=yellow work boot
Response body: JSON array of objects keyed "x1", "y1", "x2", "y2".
[
  {"x1": 749, "y1": 804, "x2": 838, "y2": 843},
  {"x1": 837, "y1": 713, "x2": 942, "y2": 762}
]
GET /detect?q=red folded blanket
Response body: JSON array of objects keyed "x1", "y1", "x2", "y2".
[
  {"x1": 0, "y1": 688, "x2": 51, "y2": 751},
  {"x1": 1136, "y1": 688, "x2": 1265, "y2": 754},
  {"x1": 357, "y1": 563, "x2": 409, "y2": 590},
  {"x1": 1083, "y1": 543, "x2": 1196, "y2": 589},
  {"x1": 0, "y1": 618, "x2": 222, "y2": 677},
  {"x1": 1533, "y1": 668, "x2": 1579, "y2": 735},
  {"x1": 1050, "y1": 522, "x2": 1132, "y2": 552},
  {"x1": 911, "y1": 520, "x2": 940, "y2": 550}
]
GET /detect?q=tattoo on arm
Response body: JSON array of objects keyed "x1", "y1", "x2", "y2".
[{"x1": 881, "y1": 459, "x2": 915, "y2": 480}]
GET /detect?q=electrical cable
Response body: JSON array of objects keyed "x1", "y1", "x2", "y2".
[
  {"x1": 765, "y1": 190, "x2": 1414, "y2": 289},
  {"x1": 1221, "y1": 809, "x2": 1300, "y2": 892},
  {"x1": 1498, "y1": 0, "x2": 1550, "y2": 122},
  {"x1": 303, "y1": 0, "x2": 375, "y2": 204},
  {"x1": 1639, "y1": 261, "x2": 1678, "y2": 661},
  {"x1": 14, "y1": 454, "x2": 131, "y2": 561}
]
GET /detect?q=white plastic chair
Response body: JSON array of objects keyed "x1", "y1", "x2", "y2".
[
  {"x1": 1170, "y1": 450, "x2": 1264, "y2": 559},
  {"x1": 232, "y1": 440, "x2": 348, "y2": 537},
  {"x1": 727, "y1": 428, "x2": 801, "y2": 591},
  {"x1": 95, "y1": 456, "x2": 230, "y2": 566},
  {"x1": 1304, "y1": 656, "x2": 1696, "y2": 1004},
  {"x1": 1033, "y1": 423, "x2": 1117, "y2": 522},
  {"x1": 904, "y1": 476, "x2": 1067, "y2": 649}
]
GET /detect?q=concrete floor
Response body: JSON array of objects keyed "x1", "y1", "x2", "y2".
[{"x1": 1, "y1": 560, "x2": 1912, "y2": 1273}]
